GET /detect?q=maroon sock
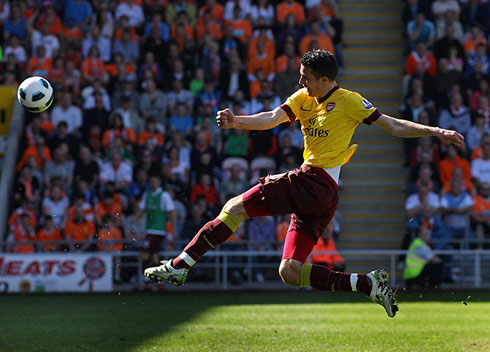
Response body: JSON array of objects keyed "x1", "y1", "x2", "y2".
[
  {"x1": 310, "y1": 264, "x2": 352, "y2": 292},
  {"x1": 172, "y1": 219, "x2": 233, "y2": 269},
  {"x1": 356, "y1": 274, "x2": 372, "y2": 296}
]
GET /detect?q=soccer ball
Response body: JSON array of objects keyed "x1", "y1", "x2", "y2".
[{"x1": 17, "y1": 76, "x2": 54, "y2": 113}]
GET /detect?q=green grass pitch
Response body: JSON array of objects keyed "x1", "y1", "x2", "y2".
[{"x1": 1, "y1": 291, "x2": 489, "y2": 352}]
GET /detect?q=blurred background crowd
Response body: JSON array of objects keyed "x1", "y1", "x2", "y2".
[{"x1": 401, "y1": 0, "x2": 490, "y2": 285}]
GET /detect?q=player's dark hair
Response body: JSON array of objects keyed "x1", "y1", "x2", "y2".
[{"x1": 301, "y1": 49, "x2": 338, "y2": 81}]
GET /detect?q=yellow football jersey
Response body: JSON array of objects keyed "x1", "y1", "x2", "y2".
[{"x1": 280, "y1": 86, "x2": 381, "y2": 168}]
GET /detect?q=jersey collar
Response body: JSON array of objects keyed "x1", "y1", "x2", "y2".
[{"x1": 317, "y1": 85, "x2": 340, "y2": 104}]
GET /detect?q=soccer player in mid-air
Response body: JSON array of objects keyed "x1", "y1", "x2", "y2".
[{"x1": 145, "y1": 49, "x2": 464, "y2": 317}]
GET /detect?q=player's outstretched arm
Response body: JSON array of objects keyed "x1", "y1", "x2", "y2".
[
  {"x1": 216, "y1": 107, "x2": 290, "y2": 130},
  {"x1": 374, "y1": 114, "x2": 464, "y2": 147}
]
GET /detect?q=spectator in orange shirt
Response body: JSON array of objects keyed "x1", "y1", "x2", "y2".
[
  {"x1": 137, "y1": 118, "x2": 164, "y2": 148},
  {"x1": 472, "y1": 182, "x2": 490, "y2": 248},
  {"x1": 199, "y1": 0, "x2": 224, "y2": 22},
  {"x1": 228, "y1": 6, "x2": 252, "y2": 43},
  {"x1": 38, "y1": 215, "x2": 63, "y2": 252},
  {"x1": 26, "y1": 45, "x2": 52, "y2": 77},
  {"x1": 171, "y1": 12, "x2": 195, "y2": 44},
  {"x1": 464, "y1": 24, "x2": 487, "y2": 56},
  {"x1": 95, "y1": 190, "x2": 123, "y2": 227},
  {"x1": 103, "y1": 113, "x2": 137, "y2": 149},
  {"x1": 441, "y1": 167, "x2": 476, "y2": 196},
  {"x1": 16, "y1": 135, "x2": 52, "y2": 172},
  {"x1": 39, "y1": 111, "x2": 55, "y2": 134},
  {"x1": 276, "y1": 0, "x2": 305, "y2": 26},
  {"x1": 36, "y1": 3, "x2": 62, "y2": 36},
  {"x1": 248, "y1": 39, "x2": 275, "y2": 82},
  {"x1": 172, "y1": 22, "x2": 195, "y2": 53},
  {"x1": 104, "y1": 53, "x2": 136, "y2": 82},
  {"x1": 311, "y1": 226, "x2": 345, "y2": 272},
  {"x1": 82, "y1": 45, "x2": 106, "y2": 84},
  {"x1": 249, "y1": 69, "x2": 266, "y2": 98},
  {"x1": 196, "y1": 10, "x2": 222, "y2": 42},
  {"x1": 405, "y1": 42, "x2": 438, "y2": 77},
  {"x1": 439, "y1": 144, "x2": 472, "y2": 186},
  {"x1": 11, "y1": 214, "x2": 37, "y2": 253},
  {"x1": 65, "y1": 207, "x2": 96, "y2": 251},
  {"x1": 276, "y1": 41, "x2": 300, "y2": 74},
  {"x1": 67, "y1": 193, "x2": 95, "y2": 223},
  {"x1": 471, "y1": 133, "x2": 490, "y2": 161},
  {"x1": 114, "y1": 15, "x2": 138, "y2": 41},
  {"x1": 97, "y1": 215, "x2": 124, "y2": 252},
  {"x1": 316, "y1": 0, "x2": 338, "y2": 20},
  {"x1": 8, "y1": 197, "x2": 37, "y2": 231},
  {"x1": 49, "y1": 56, "x2": 65, "y2": 85},
  {"x1": 299, "y1": 21, "x2": 335, "y2": 56},
  {"x1": 62, "y1": 17, "x2": 84, "y2": 43},
  {"x1": 97, "y1": 215, "x2": 124, "y2": 280},
  {"x1": 248, "y1": 26, "x2": 275, "y2": 60}
]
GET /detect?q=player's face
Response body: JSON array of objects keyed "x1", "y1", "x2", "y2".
[{"x1": 299, "y1": 65, "x2": 322, "y2": 97}]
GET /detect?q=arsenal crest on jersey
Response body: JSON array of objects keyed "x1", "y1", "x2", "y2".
[{"x1": 326, "y1": 102, "x2": 336, "y2": 112}]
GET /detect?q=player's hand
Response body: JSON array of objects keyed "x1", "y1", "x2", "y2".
[
  {"x1": 435, "y1": 128, "x2": 464, "y2": 148},
  {"x1": 216, "y1": 108, "x2": 236, "y2": 129}
]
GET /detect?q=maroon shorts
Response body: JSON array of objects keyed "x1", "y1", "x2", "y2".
[{"x1": 242, "y1": 166, "x2": 339, "y2": 261}]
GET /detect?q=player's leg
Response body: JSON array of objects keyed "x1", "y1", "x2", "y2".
[
  {"x1": 278, "y1": 226, "x2": 372, "y2": 292},
  {"x1": 171, "y1": 193, "x2": 252, "y2": 268},
  {"x1": 278, "y1": 217, "x2": 398, "y2": 318},
  {"x1": 144, "y1": 184, "x2": 270, "y2": 285}
]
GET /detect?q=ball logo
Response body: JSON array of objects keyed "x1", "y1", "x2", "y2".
[
  {"x1": 326, "y1": 102, "x2": 336, "y2": 112},
  {"x1": 361, "y1": 99, "x2": 373, "y2": 110},
  {"x1": 78, "y1": 257, "x2": 106, "y2": 291}
]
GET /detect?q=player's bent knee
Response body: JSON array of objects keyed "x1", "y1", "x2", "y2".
[
  {"x1": 222, "y1": 195, "x2": 249, "y2": 222},
  {"x1": 278, "y1": 259, "x2": 302, "y2": 286}
]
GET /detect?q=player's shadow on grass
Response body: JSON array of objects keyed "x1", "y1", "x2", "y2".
[{"x1": 1, "y1": 290, "x2": 489, "y2": 352}]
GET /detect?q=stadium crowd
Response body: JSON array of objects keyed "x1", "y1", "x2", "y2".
[
  {"x1": 402, "y1": 0, "x2": 490, "y2": 284},
  {"x1": 0, "y1": 0, "x2": 344, "y2": 280}
]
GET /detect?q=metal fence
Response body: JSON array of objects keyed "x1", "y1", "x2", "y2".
[{"x1": 2, "y1": 239, "x2": 489, "y2": 290}]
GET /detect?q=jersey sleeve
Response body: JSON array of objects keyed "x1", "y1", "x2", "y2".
[
  {"x1": 345, "y1": 91, "x2": 381, "y2": 125},
  {"x1": 279, "y1": 88, "x2": 308, "y2": 123}
]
